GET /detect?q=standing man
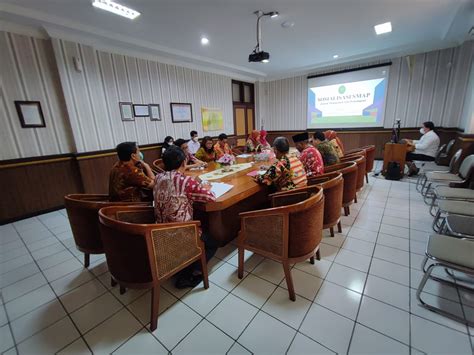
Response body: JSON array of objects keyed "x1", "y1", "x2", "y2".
[
  {"x1": 188, "y1": 130, "x2": 200, "y2": 155},
  {"x1": 292, "y1": 132, "x2": 324, "y2": 177},
  {"x1": 405, "y1": 121, "x2": 440, "y2": 176}
]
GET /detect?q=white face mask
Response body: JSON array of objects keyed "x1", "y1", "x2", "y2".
[
  {"x1": 168, "y1": 141, "x2": 174, "y2": 146},
  {"x1": 192, "y1": 137, "x2": 198, "y2": 142},
  {"x1": 419, "y1": 128, "x2": 425, "y2": 135}
]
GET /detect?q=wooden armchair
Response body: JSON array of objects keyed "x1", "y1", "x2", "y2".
[
  {"x1": 64, "y1": 194, "x2": 148, "y2": 267},
  {"x1": 339, "y1": 154, "x2": 366, "y2": 198},
  {"x1": 98, "y1": 206, "x2": 209, "y2": 331},
  {"x1": 307, "y1": 172, "x2": 344, "y2": 236},
  {"x1": 152, "y1": 159, "x2": 165, "y2": 173},
  {"x1": 361, "y1": 145, "x2": 376, "y2": 182},
  {"x1": 237, "y1": 187, "x2": 324, "y2": 301},
  {"x1": 322, "y1": 162, "x2": 358, "y2": 216}
]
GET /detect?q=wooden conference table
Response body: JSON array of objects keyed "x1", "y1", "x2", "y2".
[{"x1": 186, "y1": 156, "x2": 269, "y2": 246}]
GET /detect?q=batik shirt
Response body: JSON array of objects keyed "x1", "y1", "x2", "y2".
[
  {"x1": 300, "y1": 146, "x2": 324, "y2": 176},
  {"x1": 256, "y1": 155, "x2": 307, "y2": 191},
  {"x1": 195, "y1": 148, "x2": 216, "y2": 162},
  {"x1": 214, "y1": 142, "x2": 232, "y2": 159},
  {"x1": 109, "y1": 161, "x2": 153, "y2": 202},
  {"x1": 154, "y1": 171, "x2": 216, "y2": 223},
  {"x1": 316, "y1": 141, "x2": 340, "y2": 166}
]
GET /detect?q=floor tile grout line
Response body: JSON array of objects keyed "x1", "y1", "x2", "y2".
[
  {"x1": 10, "y1": 220, "x2": 92, "y2": 354},
  {"x1": 0, "y1": 292, "x2": 20, "y2": 355}
]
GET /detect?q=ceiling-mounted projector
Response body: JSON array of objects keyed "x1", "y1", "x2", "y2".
[
  {"x1": 249, "y1": 51, "x2": 270, "y2": 63},
  {"x1": 249, "y1": 10, "x2": 278, "y2": 63}
]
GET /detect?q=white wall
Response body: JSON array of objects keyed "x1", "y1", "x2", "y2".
[
  {"x1": 0, "y1": 31, "x2": 75, "y2": 160},
  {"x1": 51, "y1": 38, "x2": 234, "y2": 153},
  {"x1": 259, "y1": 41, "x2": 474, "y2": 131},
  {"x1": 459, "y1": 57, "x2": 474, "y2": 133}
]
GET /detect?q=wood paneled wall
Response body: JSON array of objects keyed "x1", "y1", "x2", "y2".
[
  {"x1": 0, "y1": 31, "x2": 75, "y2": 160},
  {"x1": 51, "y1": 38, "x2": 234, "y2": 153},
  {"x1": 259, "y1": 41, "x2": 474, "y2": 131}
]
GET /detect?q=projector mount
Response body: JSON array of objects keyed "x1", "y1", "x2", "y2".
[{"x1": 249, "y1": 10, "x2": 278, "y2": 63}]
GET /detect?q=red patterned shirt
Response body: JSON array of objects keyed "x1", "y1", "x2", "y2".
[
  {"x1": 153, "y1": 171, "x2": 216, "y2": 223},
  {"x1": 300, "y1": 146, "x2": 324, "y2": 177}
]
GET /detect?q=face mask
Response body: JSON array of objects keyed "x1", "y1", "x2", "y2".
[
  {"x1": 193, "y1": 137, "x2": 198, "y2": 142},
  {"x1": 139, "y1": 152, "x2": 144, "y2": 160},
  {"x1": 168, "y1": 142, "x2": 174, "y2": 146},
  {"x1": 419, "y1": 128, "x2": 425, "y2": 135}
]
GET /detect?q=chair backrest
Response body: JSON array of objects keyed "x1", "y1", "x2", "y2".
[
  {"x1": 361, "y1": 145, "x2": 376, "y2": 173},
  {"x1": 445, "y1": 139, "x2": 456, "y2": 156},
  {"x1": 98, "y1": 206, "x2": 202, "y2": 284},
  {"x1": 64, "y1": 194, "x2": 148, "y2": 254},
  {"x1": 459, "y1": 155, "x2": 474, "y2": 179},
  {"x1": 324, "y1": 162, "x2": 358, "y2": 205},
  {"x1": 449, "y1": 149, "x2": 463, "y2": 173},
  {"x1": 339, "y1": 154, "x2": 366, "y2": 190},
  {"x1": 153, "y1": 159, "x2": 165, "y2": 172},
  {"x1": 308, "y1": 172, "x2": 344, "y2": 228},
  {"x1": 434, "y1": 144, "x2": 447, "y2": 164}
]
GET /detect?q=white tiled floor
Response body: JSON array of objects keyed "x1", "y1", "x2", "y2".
[{"x1": 1, "y1": 166, "x2": 474, "y2": 354}]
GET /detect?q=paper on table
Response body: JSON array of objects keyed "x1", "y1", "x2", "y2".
[
  {"x1": 246, "y1": 170, "x2": 266, "y2": 177},
  {"x1": 237, "y1": 154, "x2": 252, "y2": 158},
  {"x1": 210, "y1": 182, "x2": 233, "y2": 198}
]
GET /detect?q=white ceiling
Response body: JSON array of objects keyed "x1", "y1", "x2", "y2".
[{"x1": 1, "y1": 0, "x2": 473, "y2": 80}]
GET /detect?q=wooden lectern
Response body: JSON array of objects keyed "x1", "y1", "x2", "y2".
[{"x1": 383, "y1": 143, "x2": 407, "y2": 174}]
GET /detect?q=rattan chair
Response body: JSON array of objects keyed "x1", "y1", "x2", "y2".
[
  {"x1": 64, "y1": 194, "x2": 148, "y2": 267},
  {"x1": 323, "y1": 162, "x2": 358, "y2": 216},
  {"x1": 152, "y1": 159, "x2": 165, "y2": 173},
  {"x1": 98, "y1": 206, "x2": 209, "y2": 331},
  {"x1": 339, "y1": 154, "x2": 366, "y2": 200},
  {"x1": 237, "y1": 187, "x2": 325, "y2": 301},
  {"x1": 361, "y1": 145, "x2": 376, "y2": 182}
]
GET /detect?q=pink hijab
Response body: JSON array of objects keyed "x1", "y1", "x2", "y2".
[{"x1": 259, "y1": 130, "x2": 269, "y2": 146}]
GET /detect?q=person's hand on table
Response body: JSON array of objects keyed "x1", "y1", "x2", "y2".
[{"x1": 200, "y1": 181, "x2": 212, "y2": 190}]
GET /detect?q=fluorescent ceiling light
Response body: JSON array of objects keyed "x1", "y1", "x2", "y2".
[
  {"x1": 333, "y1": 54, "x2": 339, "y2": 59},
  {"x1": 374, "y1": 22, "x2": 392, "y2": 35},
  {"x1": 201, "y1": 37, "x2": 209, "y2": 45},
  {"x1": 262, "y1": 59, "x2": 269, "y2": 63},
  {"x1": 92, "y1": 0, "x2": 140, "y2": 20}
]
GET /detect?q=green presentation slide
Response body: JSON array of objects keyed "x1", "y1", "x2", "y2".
[{"x1": 309, "y1": 113, "x2": 377, "y2": 125}]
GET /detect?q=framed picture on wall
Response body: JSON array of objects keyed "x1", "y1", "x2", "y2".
[
  {"x1": 133, "y1": 104, "x2": 150, "y2": 117},
  {"x1": 149, "y1": 104, "x2": 161, "y2": 121},
  {"x1": 119, "y1": 102, "x2": 134, "y2": 121},
  {"x1": 170, "y1": 102, "x2": 193, "y2": 123},
  {"x1": 15, "y1": 101, "x2": 46, "y2": 128}
]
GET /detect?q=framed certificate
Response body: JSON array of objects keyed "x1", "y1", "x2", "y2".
[
  {"x1": 15, "y1": 101, "x2": 46, "y2": 128},
  {"x1": 133, "y1": 104, "x2": 150, "y2": 117},
  {"x1": 149, "y1": 104, "x2": 161, "y2": 121},
  {"x1": 119, "y1": 102, "x2": 134, "y2": 121},
  {"x1": 170, "y1": 102, "x2": 193, "y2": 123}
]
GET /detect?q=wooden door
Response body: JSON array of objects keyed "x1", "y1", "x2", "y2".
[{"x1": 234, "y1": 107, "x2": 247, "y2": 146}]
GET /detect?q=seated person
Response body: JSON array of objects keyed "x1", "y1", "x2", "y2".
[
  {"x1": 246, "y1": 130, "x2": 261, "y2": 152},
  {"x1": 161, "y1": 136, "x2": 174, "y2": 155},
  {"x1": 214, "y1": 133, "x2": 233, "y2": 159},
  {"x1": 195, "y1": 136, "x2": 216, "y2": 162},
  {"x1": 188, "y1": 130, "x2": 200, "y2": 155},
  {"x1": 405, "y1": 121, "x2": 440, "y2": 176},
  {"x1": 154, "y1": 146, "x2": 218, "y2": 288},
  {"x1": 256, "y1": 137, "x2": 307, "y2": 192},
  {"x1": 109, "y1": 142, "x2": 155, "y2": 202},
  {"x1": 174, "y1": 138, "x2": 206, "y2": 170},
  {"x1": 324, "y1": 130, "x2": 345, "y2": 156},
  {"x1": 292, "y1": 132, "x2": 324, "y2": 177},
  {"x1": 312, "y1": 131, "x2": 340, "y2": 166},
  {"x1": 259, "y1": 129, "x2": 272, "y2": 150}
]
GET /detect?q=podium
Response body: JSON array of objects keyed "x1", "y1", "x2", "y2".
[{"x1": 383, "y1": 143, "x2": 407, "y2": 175}]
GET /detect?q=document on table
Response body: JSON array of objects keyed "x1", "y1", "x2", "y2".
[
  {"x1": 210, "y1": 182, "x2": 233, "y2": 198},
  {"x1": 237, "y1": 154, "x2": 252, "y2": 158}
]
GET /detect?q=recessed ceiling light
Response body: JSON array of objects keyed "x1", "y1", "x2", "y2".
[
  {"x1": 333, "y1": 54, "x2": 339, "y2": 59},
  {"x1": 281, "y1": 21, "x2": 295, "y2": 28},
  {"x1": 374, "y1": 22, "x2": 392, "y2": 35},
  {"x1": 92, "y1": 0, "x2": 140, "y2": 20},
  {"x1": 201, "y1": 37, "x2": 209, "y2": 45},
  {"x1": 262, "y1": 59, "x2": 270, "y2": 63}
]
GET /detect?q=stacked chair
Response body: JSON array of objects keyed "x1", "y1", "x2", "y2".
[
  {"x1": 64, "y1": 194, "x2": 148, "y2": 267},
  {"x1": 237, "y1": 186, "x2": 325, "y2": 301},
  {"x1": 98, "y1": 206, "x2": 209, "y2": 330}
]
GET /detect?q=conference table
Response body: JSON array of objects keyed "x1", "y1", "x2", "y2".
[{"x1": 186, "y1": 156, "x2": 270, "y2": 246}]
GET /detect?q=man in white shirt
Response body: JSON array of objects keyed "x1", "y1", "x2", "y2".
[
  {"x1": 188, "y1": 130, "x2": 200, "y2": 155},
  {"x1": 405, "y1": 121, "x2": 440, "y2": 176}
]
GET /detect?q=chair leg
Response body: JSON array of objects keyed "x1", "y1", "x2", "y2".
[
  {"x1": 354, "y1": 195, "x2": 358, "y2": 203},
  {"x1": 365, "y1": 173, "x2": 369, "y2": 183},
  {"x1": 344, "y1": 206, "x2": 350, "y2": 216},
  {"x1": 110, "y1": 277, "x2": 117, "y2": 287},
  {"x1": 330, "y1": 227, "x2": 334, "y2": 237},
  {"x1": 150, "y1": 284, "x2": 160, "y2": 331},
  {"x1": 119, "y1": 286, "x2": 126, "y2": 294},
  {"x1": 337, "y1": 221, "x2": 342, "y2": 233},
  {"x1": 84, "y1": 253, "x2": 90, "y2": 268},
  {"x1": 316, "y1": 249, "x2": 321, "y2": 261},
  {"x1": 310, "y1": 256, "x2": 315, "y2": 264},
  {"x1": 238, "y1": 247, "x2": 244, "y2": 279},
  {"x1": 200, "y1": 249, "x2": 209, "y2": 289},
  {"x1": 282, "y1": 261, "x2": 295, "y2": 301}
]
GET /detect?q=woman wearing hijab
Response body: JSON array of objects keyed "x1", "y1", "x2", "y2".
[
  {"x1": 259, "y1": 130, "x2": 271, "y2": 150},
  {"x1": 324, "y1": 130, "x2": 345, "y2": 157},
  {"x1": 246, "y1": 130, "x2": 261, "y2": 152}
]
